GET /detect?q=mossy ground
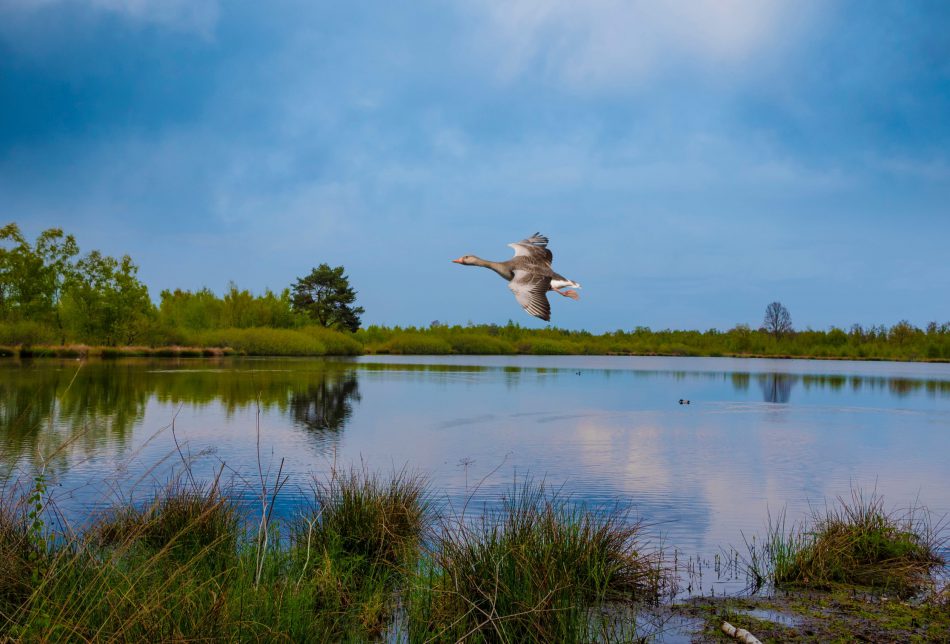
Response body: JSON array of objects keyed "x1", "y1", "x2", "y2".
[{"x1": 676, "y1": 586, "x2": 950, "y2": 643}]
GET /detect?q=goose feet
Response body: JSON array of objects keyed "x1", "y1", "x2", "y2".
[{"x1": 554, "y1": 289, "x2": 579, "y2": 300}]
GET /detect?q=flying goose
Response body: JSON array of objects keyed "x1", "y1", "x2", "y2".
[{"x1": 452, "y1": 233, "x2": 581, "y2": 321}]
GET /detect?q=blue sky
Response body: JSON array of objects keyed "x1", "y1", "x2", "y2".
[{"x1": 2, "y1": 0, "x2": 948, "y2": 332}]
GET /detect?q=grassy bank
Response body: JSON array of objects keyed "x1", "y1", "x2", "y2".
[
  {"x1": 0, "y1": 344, "x2": 237, "y2": 359},
  {"x1": 4, "y1": 319, "x2": 950, "y2": 361},
  {"x1": 0, "y1": 325, "x2": 363, "y2": 358}
]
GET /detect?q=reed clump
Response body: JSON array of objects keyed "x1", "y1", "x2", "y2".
[
  {"x1": 409, "y1": 481, "x2": 664, "y2": 642},
  {"x1": 763, "y1": 490, "x2": 945, "y2": 596},
  {"x1": 280, "y1": 466, "x2": 432, "y2": 637},
  {"x1": 94, "y1": 479, "x2": 239, "y2": 565},
  {"x1": 304, "y1": 465, "x2": 431, "y2": 570}
]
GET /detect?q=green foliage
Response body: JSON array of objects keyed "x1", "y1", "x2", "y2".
[
  {"x1": 184, "y1": 327, "x2": 360, "y2": 356},
  {"x1": 59, "y1": 251, "x2": 154, "y2": 345},
  {"x1": 0, "y1": 223, "x2": 78, "y2": 326},
  {"x1": 291, "y1": 264, "x2": 364, "y2": 332},
  {"x1": 159, "y1": 285, "x2": 297, "y2": 331},
  {"x1": 158, "y1": 287, "x2": 224, "y2": 331},
  {"x1": 519, "y1": 337, "x2": 574, "y2": 355},
  {"x1": 221, "y1": 283, "x2": 297, "y2": 329},
  {"x1": 0, "y1": 320, "x2": 58, "y2": 346},
  {"x1": 1, "y1": 224, "x2": 157, "y2": 346}
]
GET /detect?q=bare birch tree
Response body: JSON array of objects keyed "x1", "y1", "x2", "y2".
[{"x1": 763, "y1": 301, "x2": 793, "y2": 339}]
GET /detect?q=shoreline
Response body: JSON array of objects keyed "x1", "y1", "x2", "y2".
[{"x1": 1, "y1": 343, "x2": 949, "y2": 364}]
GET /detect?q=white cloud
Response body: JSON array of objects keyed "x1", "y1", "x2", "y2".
[{"x1": 469, "y1": 0, "x2": 804, "y2": 89}]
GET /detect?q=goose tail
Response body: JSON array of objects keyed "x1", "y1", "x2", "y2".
[{"x1": 551, "y1": 278, "x2": 581, "y2": 290}]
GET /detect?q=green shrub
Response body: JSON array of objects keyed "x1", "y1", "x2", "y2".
[
  {"x1": 190, "y1": 327, "x2": 327, "y2": 356},
  {"x1": 518, "y1": 338, "x2": 576, "y2": 355},
  {"x1": 0, "y1": 321, "x2": 58, "y2": 346},
  {"x1": 657, "y1": 342, "x2": 699, "y2": 357},
  {"x1": 298, "y1": 325, "x2": 364, "y2": 355},
  {"x1": 446, "y1": 333, "x2": 515, "y2": 354},
  {"x1": 382, "y1": 334, "x2": 452, "y2": 355}
]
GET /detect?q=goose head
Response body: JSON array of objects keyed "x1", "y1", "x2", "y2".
[{"x1": 452, "y1": 255, "x2": 477, "y2": 265}]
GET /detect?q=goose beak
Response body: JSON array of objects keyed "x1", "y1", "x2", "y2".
[{"x1": 451, "y1": 257, "x2": 463, "y2": 264}]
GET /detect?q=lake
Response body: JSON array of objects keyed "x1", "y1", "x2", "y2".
[{"x1": 2, "y1": 355, "x2": 949, "y2": 596}]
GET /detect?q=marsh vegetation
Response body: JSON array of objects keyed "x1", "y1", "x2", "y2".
[
  {"x1": 1, "y1": 462, "x2": 946, "y2": 642},
  {"x1": 0, "y1": 465, "x2": 671, "y2": 642}
]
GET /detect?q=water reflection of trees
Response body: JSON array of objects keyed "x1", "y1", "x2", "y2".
[
  {"x1": 730, "y1": 373, "x2": 751, "y2": 391},
  {"x1": 0, "y1": 362, "x2": 151, "y2": 469},
  {"x1": 744, "y1": 372, "x2": 950, "y2": 402},
  {"x1": 758, "y1": 373, "x2": 797, "y2": 403},
  {"x1": 290, "y1": 374, "x2": 360, "y2": 432},
  {"x1": 0, "y1": 359, "x2": 365, "y2": 468}
]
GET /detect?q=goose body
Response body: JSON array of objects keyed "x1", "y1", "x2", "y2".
[{"x1": 452, "y1": 233, "x2": 581, "y2": 321}]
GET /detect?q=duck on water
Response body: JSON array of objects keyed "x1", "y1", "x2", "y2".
[{"x1": 452, "y1": 233, "x2": 581, "y2": 322}]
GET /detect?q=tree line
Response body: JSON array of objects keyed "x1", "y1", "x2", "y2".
[
  {"x1": 355, "y1": 318, "x2": 950, "y2": 361},
  {"x1": 2, "y1": 223, "x2": 949, "y2": 360},
  {"x1": 0, "y1": 223, "x2": 362, "y2": 346}
]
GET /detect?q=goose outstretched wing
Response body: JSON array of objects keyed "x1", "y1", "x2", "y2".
[
  {"x1": 508, "y1": 232, "x2": 553, "y2": 263},
  {"x1": 508, "y1": 269, "x2": 551, "y2": 321}
]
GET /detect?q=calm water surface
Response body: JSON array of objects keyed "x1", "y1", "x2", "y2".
[{"x1": 2, "y1": 355, "x2": 949, "y2": 594}]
